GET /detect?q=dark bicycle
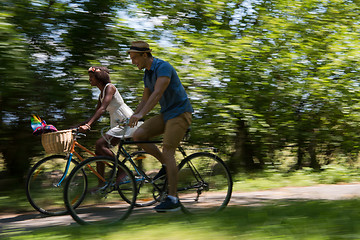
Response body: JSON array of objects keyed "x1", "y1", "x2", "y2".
[{"x1": 63, "y1": 122, "x2": 233, "y2": 225}]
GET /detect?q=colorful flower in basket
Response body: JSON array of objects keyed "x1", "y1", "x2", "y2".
[{"x1": 31, "y1": 115, "x2": 58, "y2": 136}]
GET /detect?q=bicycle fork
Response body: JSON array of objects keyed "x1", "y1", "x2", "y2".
[
  {"x1": 53, "y1": 153, "x2": 74, "y2": 187},
  {"x1": 181, "y1": 160, "x2": 208, "y2": 202}
]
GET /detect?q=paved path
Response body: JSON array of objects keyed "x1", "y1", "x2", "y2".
[
  {"x1": 228, "y1": 183, "x2": 360, "y2": 205},
  {"x1": 2, "y1": 183, "x2": 360, "y2": 236}
]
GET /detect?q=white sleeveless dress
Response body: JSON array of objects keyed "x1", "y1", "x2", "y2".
[{"x1": 100, "y1": 83, "x2": 141, "y2": 139}]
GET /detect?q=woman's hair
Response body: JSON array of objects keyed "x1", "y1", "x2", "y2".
[{"x1": 88, "y1": 66, "x2": 111, "y2": 84}]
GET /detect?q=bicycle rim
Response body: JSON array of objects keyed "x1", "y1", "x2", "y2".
[
  {"x1": 26, "y1": 155, "x2": 81, "y2": 216},
  {"x1": 64, "y1": 156, "x2": 136, "y2": 225},
  {"x1": 177, "y1": 152, "x2": 233, "y2": 215},
  {"x1": 123, "y1": 151, "x2": 164, "y2": 207}
]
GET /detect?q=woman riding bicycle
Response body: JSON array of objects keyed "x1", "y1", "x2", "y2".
[{"x1": 77, "y1": 66, "x2": 141, "y2": 181}]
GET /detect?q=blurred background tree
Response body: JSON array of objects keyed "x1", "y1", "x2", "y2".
[
  {"x1": 1, "y1": 0, "x2": 360, "y2": 180},
  {"x1": 0, "y1": 0, "x2": 140, "y2": 178},
  {"x1": 0, "y1": 10, "x2": 35, "y2": 178},
  {"x1": 135, "y1": 0, "x2": 360, "y2": 171}
]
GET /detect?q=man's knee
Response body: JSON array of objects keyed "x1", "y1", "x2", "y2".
[{"x1": 133, "y1": 128, "x2": 148, "y2": 141}]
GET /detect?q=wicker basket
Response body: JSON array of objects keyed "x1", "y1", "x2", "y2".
[{"x1": 41, "y1": 129, "x2": 74, "y2": 154}]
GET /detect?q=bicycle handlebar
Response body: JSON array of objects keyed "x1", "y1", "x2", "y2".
[
  {"x1": 116, "y1": 118, "x2": 130, "y2": 128},
  {"x1": 70, "y1": 128, "x2": 87, "y2": 140}
]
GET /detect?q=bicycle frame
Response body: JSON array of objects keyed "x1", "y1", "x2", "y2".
[
  {"x1": 112, "y1": 138, "x2": 225, "y2": 211},
  {"x1": 114, "y1": 139, "x2": 190, "y2": 192},
  {"x1": 55, "y1": 135, "x2": 96, "y2": 187},
  {"x1": 63, "y1": 123, "x2": 199, "y2": 192},
  {"x1": 62, "y1": 122, "x2": 232, "y2": 222},
  {"x1": 115, "y1": 140, "x2": 163, "y2": 188}
]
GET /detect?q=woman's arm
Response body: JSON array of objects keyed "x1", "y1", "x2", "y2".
[{"x1": 79, "y1": 85, "x2": 116, "y2": 131}]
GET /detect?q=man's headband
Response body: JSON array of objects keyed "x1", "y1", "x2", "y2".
[{"x1": 129, "y1": 46, "x2": 151, "y2": 52}]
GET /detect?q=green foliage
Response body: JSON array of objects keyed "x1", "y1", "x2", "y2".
[
  {"x1": 0, "y1": 0, "x2": 140, "y2": 177},
  {"x1": 233, "y1": 164, "x2": 360, "y2": 192},
  {"x1": 2, "y1": 0, "x2": 360, "y2": 176},
  {"x1": 135, "y1": 0, "x2": 360, "y2": 169},
  {"x1": 0, "y1": 10, "x2": 39, "y2": 176}
]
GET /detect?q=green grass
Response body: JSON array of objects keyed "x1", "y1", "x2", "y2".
[
  {"x1": 233, "y1": 164, "x2": 360, "y2": 192},
  {"x1": 0, "y1": 188, "x2": 30, "y2": 213},
  {"x1": 2, "y1": 163, "x2": 360, "y2": 239},
  {"x1": 3, "y1": 200, "x2": 360, "y2": 239}
]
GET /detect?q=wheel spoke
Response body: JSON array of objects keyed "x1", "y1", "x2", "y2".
[
  {"x1": 122, "y1": 151, "x2": 164, "y2": 207},
  {"x1": 26, "y1": 155, "x2": 80, "y2": 216},
  {"x1": 64, "y1": 156, "x2": 136, "y2": 225},
  {"x1": 177, "y1": 152, "x2": 233, "y2": 215}
]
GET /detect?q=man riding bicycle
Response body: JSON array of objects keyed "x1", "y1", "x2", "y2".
[{"x1": 127, "y1": 41, "x2": 193, "y2": 212}]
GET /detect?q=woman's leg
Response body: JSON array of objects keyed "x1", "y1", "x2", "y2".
[
  {"x1": 94, "y1": 135, "x2": 121, "y2": 185},
  {"x1": 95, "y1": 135, "x2": 120, "y2": 157}
]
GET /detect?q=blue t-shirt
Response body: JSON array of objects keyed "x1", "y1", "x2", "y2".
[{"x1": 143, "y1": 57, "x2": 193, "y2": 121}]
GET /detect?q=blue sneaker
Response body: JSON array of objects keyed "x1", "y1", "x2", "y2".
[{"x1": 154, "y1": 197, "x2": 181, "y2": 212}]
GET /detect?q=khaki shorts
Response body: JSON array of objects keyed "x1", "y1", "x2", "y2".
[{"x1": 138, "y1": 112, "x2": 192, "y2": 148}]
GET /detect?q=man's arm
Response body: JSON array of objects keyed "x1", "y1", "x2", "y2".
[
  {"x1": 133, "y1": 87, "x2": 151, "y2": 115},
  {"x1": 129, "y1": 76, "x2": 170, "y2": 127}
]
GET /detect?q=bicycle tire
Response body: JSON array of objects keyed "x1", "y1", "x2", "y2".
[
  {"x1": 177, "y1": 152, "x2": 233, "y2": 215},
  {"x1": 25, "y1": 154, "x2": 86, "y2": 216},
  {"x1": 121, "y1": 151, "x2": 165, "y2": 207},
  {"x1": 64, "y1": 156, "x2": 137, "y2": 225}
]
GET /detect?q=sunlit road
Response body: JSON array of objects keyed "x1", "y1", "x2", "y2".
[{"x1": 2, "y1": 183, "x2": 360, "y2": 236}]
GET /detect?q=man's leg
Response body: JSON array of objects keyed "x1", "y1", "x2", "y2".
[
  {"x1": 162, "y1": 112, "x2": 192, "y2": 197},
  {"x1": 132, "y1": 115, "x2": 166, "y2": 164},
  {"x1": 132, "y1": 128, "x2": 165, "y2": 164},
  {"x1": 153, "y1": 144, "x2": 180, "y2": 212},
  {"x1": 162, "y1": 146, "x2": 177, "y2": 196},
  {"x1": 154, "y1": 112, "x2": 192, "y2": 212}
]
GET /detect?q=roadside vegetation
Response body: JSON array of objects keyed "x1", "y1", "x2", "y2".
[
  {"x1": 2, "y1": 163, "x2": 360, "y2": 213},
  {"x1": 2, "y1": 193, "x2": 360, "y2": 239},
  {"x1": 2, "y1": 161, "x2": 360, "y2": 239}
]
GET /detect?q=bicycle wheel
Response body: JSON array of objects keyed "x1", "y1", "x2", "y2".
[
  {"x1": 64, "y1": 156, "x2": 137, "y2": 225},
  {"x1": 26, "y1": 154, "x2": 85, "y2": 216},
  {"x1": 122, "y1": 151, "x2": 165, "y2": 207},
  {"x1": 177, "y1": 152, "x2": 233, "y2": 215}
]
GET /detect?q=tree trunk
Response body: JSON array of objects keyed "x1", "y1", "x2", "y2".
[
  {"x1": 229, "y1": 118, "x2": 256, "y2": 172},
  {"x1": 308, "y1": 138, "x2": 320, "y2": 170},
  {"x1": 296, "y1": 139, "x2": 304, "y2": 170},
  {"x1": 1, "y1": 127, "x2": 39, "y2": 180}
]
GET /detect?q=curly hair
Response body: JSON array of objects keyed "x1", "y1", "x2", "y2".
[{"x1": 88, "y1": 66, "x2": 111, "y2": 84}]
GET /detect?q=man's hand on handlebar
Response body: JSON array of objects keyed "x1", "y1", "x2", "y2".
[{"x1": 129, "y1": 113, "x2": 142, "y2": 128}]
